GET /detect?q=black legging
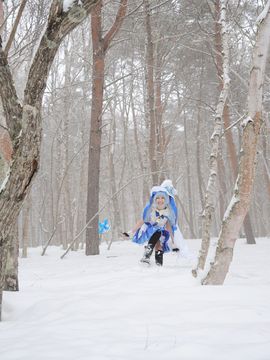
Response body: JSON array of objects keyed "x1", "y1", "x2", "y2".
[{"x1": 148, "y1": 231, "x2": 162, "y2": 249}]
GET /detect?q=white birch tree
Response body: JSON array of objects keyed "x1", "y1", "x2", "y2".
[
  {"x1": 203, "y1": 1, "x2": 270, "y2": 285},
  {"x1": 192, "y1": 0, "x2": 230, "y2": 277}
]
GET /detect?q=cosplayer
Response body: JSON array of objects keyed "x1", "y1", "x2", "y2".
[{"x1": 124, "y1": 180, "x2": 194, "y2": 266}]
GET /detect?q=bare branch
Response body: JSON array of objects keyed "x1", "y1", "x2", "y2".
[
  {"x1": 24, "y1": 0, "x2": 101, "y2": 106},
  {"x1": 0, "y1": 0, "x2": 4, "y2": 39},
  {"x1": 4, "y1": 0, "x2": 27, "y2": 55},
  {"x1": 103, "y1": 0, "x2": 128, "y2": 52}
]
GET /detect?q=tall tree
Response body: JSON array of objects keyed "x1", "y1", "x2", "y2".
[
  {"x1": 21, "y1": 194, "x2": 32, "y2": 258},
  {"x1": 85, "y1": 0, "x2": 128, "y2": 256},
  {"x1": 4, "y1": 0, "x2": 27, "y2": 54},
  {"x1": 212, "y1": 0, "x2": 256, "y2": 244},
  {"x1": 0, "y1": 0, "x2": 28, "y2": 293},
  {"x1": 203, "y1": 1, "x2": 270, "y2": 285},
  {"x1": 0, "y1": 0, "x2": 100, "y2": 321},
  {"x1": 143, "y1": 0, "x2": 158, "y2": 185},
  {"x1": 0, "y1": 0, "x2": 3, "y2": 39},
  {"x1": 193, "y1": 0, "x2": 230, "y2": 277}
]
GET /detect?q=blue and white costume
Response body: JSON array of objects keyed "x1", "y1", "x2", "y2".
[{"x1": 132, "y1": 186, "x2": 178, "y2": 253}]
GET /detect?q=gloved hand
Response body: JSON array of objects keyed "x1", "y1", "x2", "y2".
[
  {"x1": 172, "y1": 248, "x2": 180, "y2": 252},
  {"x1": 122, "y1": 230, "x2": 133, "y2": 238}
]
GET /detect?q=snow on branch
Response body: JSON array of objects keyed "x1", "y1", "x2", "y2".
[
  {"x1": 241, "y1": 116, "x2": 253, "y2": 128},
  {"x1": 256, "y1": 0, "x2": 270, "y2": 24},
  {"x1": 0, "y1": 168, "x2": 10, "y2": 194},
  {"x1": 63, "y1": 0, "x2": 83, "y2": 12}
]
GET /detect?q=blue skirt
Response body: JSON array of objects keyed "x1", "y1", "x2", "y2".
[{"x1": 132, "y1": 223, "x2": 170, "y2": 252}]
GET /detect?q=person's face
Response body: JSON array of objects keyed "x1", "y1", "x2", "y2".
[{"x1": 155, "y1": 195, "x2": 165, "y2": 209}]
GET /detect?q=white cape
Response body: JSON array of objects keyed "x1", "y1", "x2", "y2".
[{"x1": 169, "y1": 225, "x2": 195, "y2": 260}]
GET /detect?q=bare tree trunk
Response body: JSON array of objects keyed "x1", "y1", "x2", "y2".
[
  {"x1": 22, "y1": 194, "x2": 31, "y2": 258},
  {"x1": 76, "y1": 145, "x2": 88, "y2": 249},
  {"x1": 183, "y1": 114, "x2": 195, "y2": 238},
  {"x1": 143, "y1": 0, "x2": 158, "y2": 185},
  {"x1": 243, "y1": 215, "x2": 256, "y2": 244},
  {"x1": 261, "y1": 132, "x2": 270, "y2": 198},
  {"x1": 215, "y1": 0, "x2": 256, "y2": 244},
  {"x1": 117, "y1": 102, "x2": 128, "y2": 232},
  {"x1": 131, "y1": 87, "x2": 148, "y2": 204},
  {"x1": 0, "y1": 0, "x2": 101, "y2": 321},
  {"x1": 193, "y1": 0, "x2": 229, "y2": 277},
  {"x1": 74, "y1": 32, "x2": 90, "y2": 250},
  {"x1": 203, "y1": 2, "x2": 270, "y2": 285},
  {"x1": 4, "y1": 0, "x2": 27, "y2": 54},
  {"x1": 0, "y1": 7, "x2": 19, "y2": 290},
  {"x1": 85, "y1": 3, "x2": 104, "y2": 255},
  {"x1": 175, "y1": 194, "x2": 196, "y2": 239},
  {"x1": 4, "y1": 223, "x2": 19, "y2": 291},
  {"x1": 196, "y1": 60, "x2": 206, "y2": 212},
  {"x1": 223, "y1": 78, "x2": 256, "y2": 245},
  {"x1": 0, "y1": 0, "x2": 4, "y2": 40},
  {"x1": 63, "y1": 46, "x2": 74, "y2": 249},
  {"x1": 85, "y1": 0, "x2": 127, "y2": 255},
  {"x1": 217, "y1": 148, "x2": 227, "y2": 220},
  {"x1": 154, "y1": 52, "x2": 165, "y2": 184},
  {"x1": 0, "y1": 127, "x2": 12, "y2": 189},
  {"x1": 108, "y1": 102, "x2": 122, "y2": 242}
]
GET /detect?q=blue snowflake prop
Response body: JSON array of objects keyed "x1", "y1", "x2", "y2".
[{"x1": 98, "y1": 219, "x2": 110, "y2": 234}]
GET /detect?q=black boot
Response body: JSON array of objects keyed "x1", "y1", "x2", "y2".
[
  {"x1": 155, "y1": 250, "x2": 164, "y2": 266},
  {"x1": 140, "y1": 245, "x2": 154, "y2": 264},
  {"x1": 140, "y1": 232, "x2": 161, "y2": 265}
]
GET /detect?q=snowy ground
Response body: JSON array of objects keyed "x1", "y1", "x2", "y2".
[{"x1": 1, "y1": 238, "x2": 270, "y2": 360}]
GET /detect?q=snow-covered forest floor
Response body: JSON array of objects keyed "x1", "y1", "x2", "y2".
[{"x1": 1, "y1": 238, "x2": 270, "y2": 360}]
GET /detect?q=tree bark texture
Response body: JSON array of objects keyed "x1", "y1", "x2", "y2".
[
  {"x1": 85, "y1": 0, "x2": 127, "y2": 255},
  {"x1": 22, "y1": 195, "x2": 31, "y2": 258},
  {"x1": 4, "y1": 0, "x2": 27, "y2": 55},
  {"x1": 154, "y1": 52, "x2": 166, "y2": 184},
  {"x1": 183, "y1": 114, "x2": 195, "y2": 238},
  {"x1": 222, "y1": 48, "x2": 256, "y2": 244},
  {"x1": 203, "y1": 2, "x2": 270, "y2": 285},
  {"x1": 0, "y1": 0, "x2": 4, "y2": 40},
  {"x1": 86, "y1": 2, "x2": 104, "y2": 256},
  {"x1": 131, "y1": 92, "x2": 148, "y2": 204},
  {"x1": 262, "y1": 133, "x2": 270, "y2": 199},
  {"x1": 196, "y1": 57, "x2": 206, "y2": 213},
  {"x1": 217, "y1": 149, "x2": 227, "y2": 219},
  {"x1": 193, "y1": 0, "x2": 230, "y2": 277},
  {"x1": 143, "y1": 0, "x2": 158, "y2": 185},
  {"x1": 4, "y1": 223, "x2": 19, "y2": 291},
  {"x1": 0, "y1": 0, "x2": 100, "y2": 321},
  {"x1": 108, "y1": 103, "x2": 122, "y2": 243},
  {"x1": 0, "y1": 129, "x2": 12, "y2": 165}
]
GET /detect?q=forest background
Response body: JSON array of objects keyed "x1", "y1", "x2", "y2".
[{"x1": 0, "y1": 0, "x2": 270, "y2": 314}]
